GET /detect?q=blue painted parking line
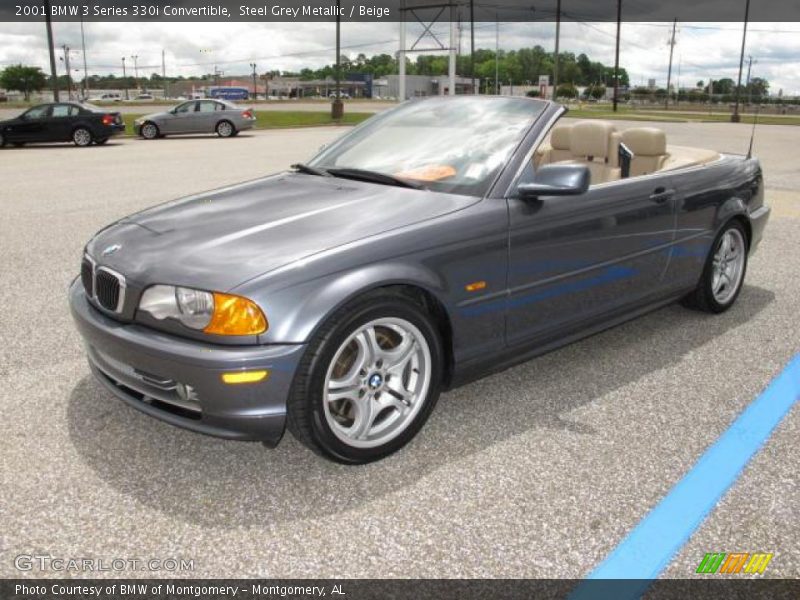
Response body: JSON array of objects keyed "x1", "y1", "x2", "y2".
[{"x1": 572, "y1": 353, "x2": 800, "y2": 599}]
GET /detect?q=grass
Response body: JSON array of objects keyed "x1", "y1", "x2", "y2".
[
  {"x1": 564, "y1": 104, "x2": 800, "y2": 126},
  {"x1": 122, "y1": 110, "x2": 372, "y2": 136}
]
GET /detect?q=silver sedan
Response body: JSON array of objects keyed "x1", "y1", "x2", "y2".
[{"x1": 133, "y1": 99, "x2": 256, "y2": 139}]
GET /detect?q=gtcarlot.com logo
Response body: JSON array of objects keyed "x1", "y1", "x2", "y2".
[{"x1": 696, "y1": 552, "x2": 773, "y2": 574}]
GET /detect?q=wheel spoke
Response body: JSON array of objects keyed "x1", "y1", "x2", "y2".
[
  {"x1": 384, "y1": 336, "x2": 416, "y2": 375},
  {"x1": 349, "y1": 395, "x2": 377, "y2": 439}
]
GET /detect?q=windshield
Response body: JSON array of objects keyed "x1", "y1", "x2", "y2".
[{"x1": 309, "y1": 96, "x2": 546, "y2": 196}]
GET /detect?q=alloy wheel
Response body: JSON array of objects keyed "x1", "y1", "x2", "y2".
[
  {"x1": 322, "y1": 317, "x2": 432, "y2": 449},
  {"x1": 711, "y1": 228, "x2": 746, "y2": 305}
]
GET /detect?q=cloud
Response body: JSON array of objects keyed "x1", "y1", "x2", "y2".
[{"x1": 0, "y1": 20, "x2": 798, "y2": 94}]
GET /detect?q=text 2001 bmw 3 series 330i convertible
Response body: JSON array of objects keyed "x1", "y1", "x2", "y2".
[{"x1": 70, "y1": 97, "x2": 770, "y2": 463}]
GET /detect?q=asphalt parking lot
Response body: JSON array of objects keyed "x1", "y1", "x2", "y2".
[{"x1": 0, "y1": 119, "x2": 798, "y2": 580}]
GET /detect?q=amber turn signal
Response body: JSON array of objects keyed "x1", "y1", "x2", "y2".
[
  {"x1": 204, "y1": 293, "x2": 268, "y2": 336},
  {"x1": 221, "y1": 370, "x2": 269, "y2": 384}
]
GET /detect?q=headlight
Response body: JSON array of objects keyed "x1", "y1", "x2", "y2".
[{"x1": 139, "y1": 285, "x2": 267, "y2": 335}]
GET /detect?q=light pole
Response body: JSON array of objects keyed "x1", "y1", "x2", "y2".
[
  {"x1": 612, "y1": 0, "x2": 622, "y2": 111},
  {"x1": 61, "y1": 45, "x2": 72, "y2": 100},
  {"x1": 250, "y1": 63, "x2": 257, "y2": 101},
  {"x1": 745, "y1": 55, "x2": 757, "y2": 105},
  {"x1": 332, "y1": 0, "x2": 343, "y2": 119},
  {"x1": 121, "y1": 57, "x2": 128, "y2": 100},
  {"x1": 732, "y1": 0, "x2": 750, "y2": 122},
  {"x1": 80, "y1": 14, "x2": 89, "y2": 100},
  {"x1": 43, "y1": 0, "x2": 60, "y2": 101},
  {"x1": 130, "y1": 55, "x2": 139, "y2": 93}
]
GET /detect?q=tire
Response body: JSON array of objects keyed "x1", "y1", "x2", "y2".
[
  {"x1": 683, "y1": 220, "x2": 748, "y2": 313},
  {"x1": 140, "y1": 122, "x2": 159, "y2": 140},
  {"x1": 13, "y1": 142, "x2": 25, "y2": 148},
  {"x1": 215, "y1": 120, "x2": 235, "y2": 138},
  {"x1": 72, "y1": 127, "x2": 93, "y2": 147},
  {"x1": 95, "y1": 138, "x2": 109, "y2": 145},
  {"x1": 287, "y1": 292, "x2": 443, "y2": 464}
]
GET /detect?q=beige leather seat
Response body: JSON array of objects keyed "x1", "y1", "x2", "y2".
[
  {"x1": 621, "y1": 127, "x2": 669, "y2": 176},
  {"x1": 563, "y1": 120, "x2": 621, "y2": 184},
  {"x1": 538, "y1": 125, "x2": 573, "y2": 165}
]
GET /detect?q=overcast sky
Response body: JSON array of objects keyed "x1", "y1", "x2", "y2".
[{"x1": 1, "y1": 20, "x2": 799, "y2": 95}]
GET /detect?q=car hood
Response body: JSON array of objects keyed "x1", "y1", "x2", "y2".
[{"x1": 87, "y1": 172, "x2": 476, "y2": 292}]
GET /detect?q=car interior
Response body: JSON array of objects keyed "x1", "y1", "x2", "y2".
[{"x1": 534, "y1": 120, "x2": 722, "y2": 184}]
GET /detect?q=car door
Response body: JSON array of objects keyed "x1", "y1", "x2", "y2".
[
  {"x1": 46, "y1": 103, "x2": 80, "y2": 141},
  {"x1": 6, "y1": 105, "x2": 50, "y2": 142},
  {"x1": 163, "y1": 101, "x2": 196, "y2": 133},
  {"x1": 194, "y1": 100, "x2": 220, "y2": 132},
  {"x1": 505, "y1": 163, "x2": 677, "y2": 347}
]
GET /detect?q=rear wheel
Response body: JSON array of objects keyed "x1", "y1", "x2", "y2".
[
  {"x1": 72, "y1": 127, "x2": 92, "y2": 147},
  {"x1": 287, "y1": 293, "x2": 443, "y2": 464},
  {"x1": 216, "y1": 120, "x2": 235, "y2": 138},
  {"x1": 683, "y1": 220, "x2": 748, "y2": 313},
  {"x1": 140, "y1": 122, "x2": 159, "y2": 140}
]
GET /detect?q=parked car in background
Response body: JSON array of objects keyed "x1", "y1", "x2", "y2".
[
  {"x1": 133, "y1": 94, "x2": 155, "y2": 102},
  {"x1": 0, "y1": 102, "x2": 124, "y2": 147},
  {"x1": 133, "y1": 99, "x2": 256, "y2": 139},
  {"x1": 89, "y1": 93, "x2": 122, "y2": 102}
]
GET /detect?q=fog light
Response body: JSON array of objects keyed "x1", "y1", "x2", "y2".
[
  {"x1": 222, "y1": 370, "x2": 269, "y2": 384},
  {"x1": 176, "y1": 383, "x2": 199, "y2": 402}
]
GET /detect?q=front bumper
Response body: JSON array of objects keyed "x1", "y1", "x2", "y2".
[
  {"x1": 69, "y1": 279, "x2": 305, "y2": 445},
  {"x1": 749, "y1": 204, "x2": 770, "y2": 253}
]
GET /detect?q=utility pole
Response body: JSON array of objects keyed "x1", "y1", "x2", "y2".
[
  {"x1": 121, "y1": 57, "x2": 128, "y2": 100},
  {"x1": 61, "y1": 45, "x2": 72, "y2": 100},
  {"x1": 470, "y1": 0, "x2": 476, "y2": 94},
  {"x1": 250, "y1": 63, "x2": 257, "y2": 101},
  {"x1": 745, "y1": 55, "x2": 756, "y2": 105},
  {"x1": 130, "y1": 55, "x2": 139, "y2": 93},
  {"x1": 495, "y1": 17, "x2": 499, "y2": 95},
  {"x1": 612, "y1": 0, "x2": 622, "y2": 111},
  {"x1": 732, "y1": 0, "x2": 750, "y2": 122},
  {"x1": 664, "y1": 18, "x2": 677, "y2": 110},
  {"x1": 553, "y1": 0, "x2": 561, "y2": 100},
  {"x1": 80, "y1": 14, "x2": 88, "y2": 100},
  {"x1": 43, "y1": 0, "x2": 59, "y2": 101},
  {"x1": 332, "y1": 0, "x2": 343, "y2": 118},
  {"x1": 162, "y1": 49, "x2": 167, "y2": 99}
]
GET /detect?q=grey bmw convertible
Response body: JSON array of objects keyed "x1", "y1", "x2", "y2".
[{"x1": 71, "y1": 96, "x2": 770, "y2": 463}]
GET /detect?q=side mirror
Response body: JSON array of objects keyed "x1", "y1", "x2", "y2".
[{"x1": 517, "y1": 164, "x2": 591, "y2": 199}]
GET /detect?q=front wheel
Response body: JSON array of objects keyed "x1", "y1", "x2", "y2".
[
  {"x1": 72, "y1": 127, "x2": 92, "y2": 147},
  {"x1": 215, "y1": 120, "x2": 235, "y2": 138},
  {"x1": 287, "y1": 293, "x2": 443, "y2": 464},
  {"x1": 683, "y1": 220, "x2": 748, "y2": 313},
  {"x1": 140, "y1": 122, "x2": 159, "y2": 140}
]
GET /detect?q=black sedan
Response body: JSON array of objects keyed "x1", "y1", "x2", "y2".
[{"x1": 0, "y1": 102, "x2": 125, "y2": 147}]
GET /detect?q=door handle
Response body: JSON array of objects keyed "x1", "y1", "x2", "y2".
[{"x1": 649, "y1": 187, "x2": 675, "y2": 204}]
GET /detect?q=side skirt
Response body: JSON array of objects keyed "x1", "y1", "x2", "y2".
[{"x1": 448, "y1": 289, "x2": 693, "y2": 390}]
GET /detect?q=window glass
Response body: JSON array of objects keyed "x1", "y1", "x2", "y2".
[
  {"x1": 197, "y1": 101, "x2": 217, "y2": 113},
  {"x1": 23, "y1": 106, "x2": 49, "y2": 120},
  {"x1": 175, "y1": 102, "x2": 194, "y2": 114},
  {"x1": 310, "y1": 96, "x2": 546, "y2": 196},
  {"x1": 51, "y1": 104, "x2": 79, "y2": 117}
]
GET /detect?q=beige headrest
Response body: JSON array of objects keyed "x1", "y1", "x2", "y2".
[
  {"x1": 571, "y1": 120, "x2": 616, "y2": 159},
  {"x1": 550, "y1": 125, "x2": 572, "y2": 150},
  {"x1": 622, "y1": 127, "x2": 667, "y2": 156}
]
